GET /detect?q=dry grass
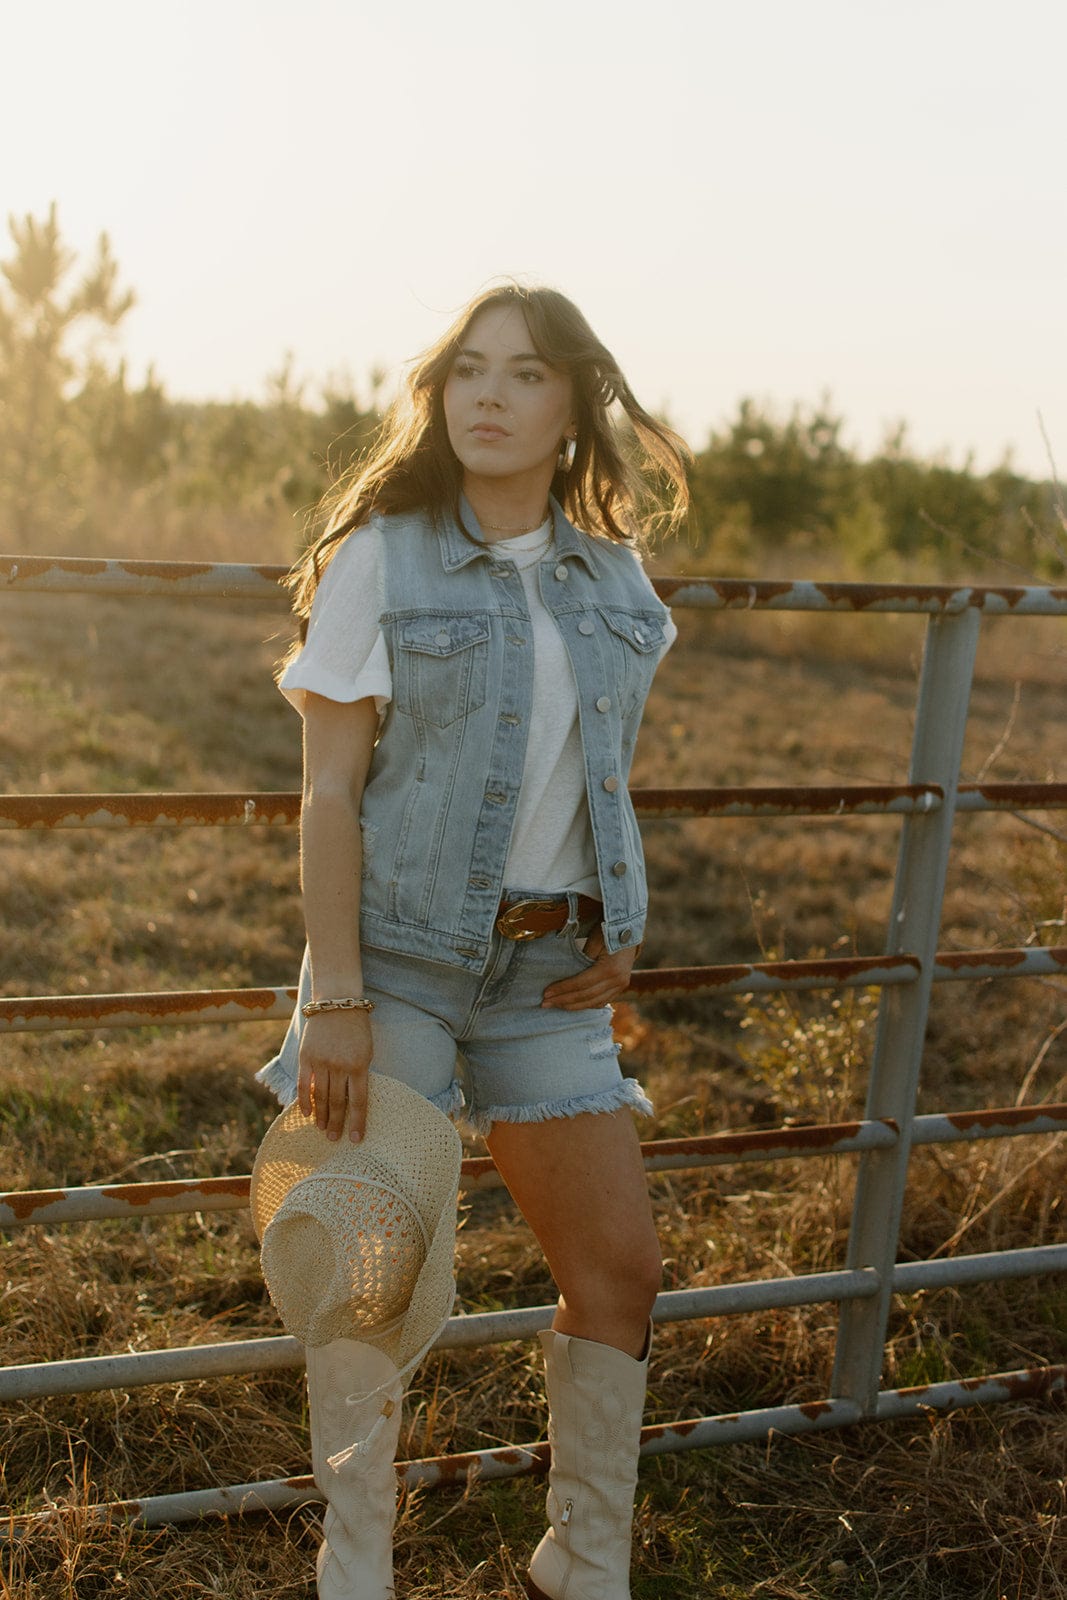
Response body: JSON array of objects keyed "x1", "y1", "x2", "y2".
[{"x1": 1, "y1": 532, "x2": 1064, "y2": 1597}]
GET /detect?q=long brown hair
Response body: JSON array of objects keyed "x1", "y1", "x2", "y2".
[{"x1": 287, "y1": 283, "x2": 690, "y2": 624}]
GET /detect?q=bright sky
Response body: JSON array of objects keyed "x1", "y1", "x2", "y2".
[{"x1": 5, "y1": 0, "x2": 1066, "y2": 476}]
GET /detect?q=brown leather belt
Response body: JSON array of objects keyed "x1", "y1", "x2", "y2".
[{"x1": 495, "y1": 894, "x2": 603, "y2": 942}]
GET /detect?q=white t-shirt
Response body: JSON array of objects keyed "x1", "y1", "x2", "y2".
[{"x1": 279, "y1": 519, "x2": 675, "y2": 897}]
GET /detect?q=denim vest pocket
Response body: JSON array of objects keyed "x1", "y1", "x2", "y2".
[
  {"x1": 393, "y1": 613, "x2": 491, "y2": 728},
  {"x1": 600, "y1": 607, "x2": 668, "y2": 717}
]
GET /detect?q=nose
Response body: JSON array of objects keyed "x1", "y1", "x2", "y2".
[{"x1": 475, "y1": 373, "x2": 504, "y2": 410}]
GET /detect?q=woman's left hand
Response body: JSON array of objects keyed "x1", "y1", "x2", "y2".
[{"x1": 541, "y1": 926, "x2": 639, "y2": 1011}]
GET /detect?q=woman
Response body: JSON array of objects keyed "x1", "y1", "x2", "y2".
[{"x1": 258, "y1": 283, "x2": 689, "y2": 1600}]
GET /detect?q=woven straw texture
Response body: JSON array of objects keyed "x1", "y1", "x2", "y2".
[{"x1": 250, "y1": 1074, "x2": 462, "y2": 1362}]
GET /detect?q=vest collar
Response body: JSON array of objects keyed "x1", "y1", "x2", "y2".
[{"x1": 438, "y1": 495, "x2": 603, "y2": 579}]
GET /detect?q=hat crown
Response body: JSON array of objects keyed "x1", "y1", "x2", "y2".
[{"x1": 250, "y1": 1075, "x2": 462, "y2": 1356}]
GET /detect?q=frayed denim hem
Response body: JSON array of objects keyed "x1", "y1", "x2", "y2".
[
  {"x1": 466, "y1": 1076, "x2": 654, "y2": 1137},
  {"x1": 254, "y1": 1056, "x2": 296, "y2": 1107},
  {"x1": 254, "y1": 1057, "x2": 465, "y2": 1122}
]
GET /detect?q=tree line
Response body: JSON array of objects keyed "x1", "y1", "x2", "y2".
[{"x1": 1, "y1": 206, "x2": 1062, "y2": 578}]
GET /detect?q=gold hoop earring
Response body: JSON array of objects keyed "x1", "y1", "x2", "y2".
[{"x1": 556, "y1": 437, "x2": 577, "y2": 473}]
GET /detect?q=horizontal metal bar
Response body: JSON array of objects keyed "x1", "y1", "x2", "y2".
[
  {"x1": 0, "y1": 793, "x2": 301, "y2": 830},
  {"x1": 0, "y1": 785, "x2": 947, "y2": 830},
  {"x1": 3, "y1": 1123, "x2": 899, "y2": 1225},
  {"x1": 5, "y1": 556, "x2": 1067, "y2": 614},
  {"x1": 911, "y1": 1102, "x2": 1067, "y2": 1147},
  {"x1": 0, "y1": 986, "x2": 296, "y2": 1032},
  {"x1": 956, "y1": 781, "x2": 1067, "y2": 812},
  {"x1": 8, "y1": 1104, "x2": 1064, "y2": 1229},
  {"x1": 892, "y1": 1243, "x2": 1067, "y2": 1293},
  {"x1": 931, "y1": 946, "x2": 1067, "y2": 982},
  {"x1": 0, "y1": 555, "x2": 286, "y2": 600},
  {"x1": 873, "y1": 1362, "x2": 1066, "y2": 1420},
  {"x1": 629, "y1": 956, "x2": 922, "y2": 999},
  {"x1": 14, "y1": 1363, "x2": 1063, "y2": 1529},
  {"x1": 654, "y1": 577, "x2": 1067, "y2": 615},
  {"x1": 5, "y1": 946, "x2": 1063, "y2": 1034},
  {"x1": 3, "y1": 781, "x2": 1065, "y2": 831},
  {"x1": 634, "y1": 785, "x2": 945, "y2": 818},
  {"x1": 0, "y1": 1273, "x2": 880, "y2": 1401}
]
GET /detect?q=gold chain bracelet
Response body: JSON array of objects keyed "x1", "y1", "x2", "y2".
[{"x1": 301, "y1": 997, "x2": 375, "y2": 1018}]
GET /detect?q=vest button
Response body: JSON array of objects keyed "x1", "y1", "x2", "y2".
[
  {"x1": 633, "y1": 626, "x2": 645, "y2": 643},
  {"x1": 434, "y1": 630, "x2": 450, "y2": 647},
  {"x1": 554, "y1": 564, "x2": 569, "y2": 580},
  {"x1": 612, "y1": 860, "x2": 628, "y2": 876},
  {"x1": 602, "y1": 776, "x2": 619, "y2": 793},
  {"x1": 618, "y1": 928, "x2": 633, "y2": 944},
  {"x1": 577, "y1": 619, "x2": 595, "y2": 636},
  {"x1": 595, "y1": 696, "x2": 611, "y2": 712}
]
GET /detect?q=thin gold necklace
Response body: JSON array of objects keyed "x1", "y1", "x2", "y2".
[{"x1": 484, "y1": 507, "x2": 551, "y2": 535}]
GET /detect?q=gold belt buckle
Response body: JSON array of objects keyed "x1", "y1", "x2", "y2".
[{"x1": 496, "y1": 897, "x2": 564, "y2": 941}]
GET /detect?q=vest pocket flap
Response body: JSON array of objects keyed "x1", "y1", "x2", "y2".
[
  {"x1": 398, "y1": 616, "x2": 491, "y2": 658},
  {"x1": 601, "y1": 609, "x2": 667, "y2": 654}
]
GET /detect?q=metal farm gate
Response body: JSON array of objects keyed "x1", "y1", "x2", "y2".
[{"x1": 1, "y1": 554, "x2": 1065, "y2": 1527}]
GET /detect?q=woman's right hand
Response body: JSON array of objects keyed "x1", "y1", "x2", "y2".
[{"x1": 297, "y1": 1010, "x2": 375, "y2": 1143}]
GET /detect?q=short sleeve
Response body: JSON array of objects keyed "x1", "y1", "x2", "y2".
[{"x1": 279, "y1": 523, "x2": 393, "y2": 715}]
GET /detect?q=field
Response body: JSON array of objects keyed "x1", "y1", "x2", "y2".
[{"x1": 0, "y1": 543, "x2": 1064, "y2": 1598}]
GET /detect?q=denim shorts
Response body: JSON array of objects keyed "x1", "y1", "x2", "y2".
[{"x1": 256, "y1": 891, "x2": 653, "y2": 1135}]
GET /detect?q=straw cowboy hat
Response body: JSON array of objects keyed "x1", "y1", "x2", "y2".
[{"x1": 251, "y1": 1073, "x2": 462, "y2": 1457}]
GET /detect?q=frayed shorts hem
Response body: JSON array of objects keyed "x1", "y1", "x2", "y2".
[{"x1": 465, "y1": 1077, "x2": 654, "y2": 1137}]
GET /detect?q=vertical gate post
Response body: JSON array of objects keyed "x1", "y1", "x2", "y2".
[{"x1": 831, "y1": 608, "x2": 981, "y2": 1409}]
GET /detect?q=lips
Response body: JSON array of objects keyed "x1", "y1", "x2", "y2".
[{"x1": 470, "y1": 424, "x2": 510, "y2": 439}]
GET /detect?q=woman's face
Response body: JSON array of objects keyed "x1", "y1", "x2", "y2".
[{"x1": 442, "y1": 304, "x2": 575, "y2": 488}]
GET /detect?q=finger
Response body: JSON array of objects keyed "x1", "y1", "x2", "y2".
[
  {"x1": 296, "y1": 1043, "x2": 316, "y2": 1118},
  {"x1": 323, "y1": 1067, "x2": 349, "y2": 1141},
  {"x1": 543, "y1": 974, "x2": 620, "y2": 1009},
  {"x1": 297, "y1": 1066, "x2": 313, "y2": 1118},
  {"x1": 346, "y1": 1073, "x2": 369, "y2": 1144},
  {"x1": 543, "y1": 958, "x2": 632, "y2": 1003}
]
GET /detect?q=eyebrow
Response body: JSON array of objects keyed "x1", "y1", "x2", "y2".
[{"x1": 457, "y1": 347, "x2": 547, "y2": 363}]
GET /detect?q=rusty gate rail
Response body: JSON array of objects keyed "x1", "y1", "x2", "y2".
[{"x1": 2, "y1": 556, "x2": 1065, "y2": 1526}]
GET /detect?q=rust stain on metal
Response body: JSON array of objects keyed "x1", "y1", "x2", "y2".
[
  {"x1": 641, "y1": 1419, "x2": 705, "y2": 1439},
  {"x1": 893, "y1": 1365, "x2": 1065, "y2": 1403},
  {"x1": 813, "y1": 583, "x2": 956, "y2": 611},
  {"x1": 1, "y1": 1188, "x2": 68, "y2": 1221},
  {"x1": 640, "y1": 1120, "x2": 897, "y2": 1159},
  {"x1": 938, "y1": 950, "x2": 1028, "y2": 972},
  {"x1": 253, "y1": 564, "x2": 290, "y2": 583},
  {"x1": 0, "y1": 792, "x2": 302, "y2": 829},
  {"x1": 964, "y1": 782, "x2": 1067, "y2": 809},
  {"x1": 118, "y1": 560, "x2": 214, "y2": 581},
  {"x1": 2, "y1": 555, "x2": 109, "y2": 579},
  {"x1": 799, "y1": 1400, "x2": 835, "y2": 1420},
  {"x1": 630, "y1": 955, "x2": 919, "y2": 995},
  {"x1": 650, "y1": 578, "x2": 796, "y2": 605},
  {"x1": 99, "y1": 1177, "x2": 251, "y2": 1207},
  {"x1": 461, "y1": 1155, "x2": 498, "y2": 1183},
  {"x1": 2, "y1": 987, "x2": 292, "y2": 1024},
  {"x1": 945, "y1": 1103, "x2": 1067, "y2": 1134},
  {"x1": 631, "y1": 785, "x2": 941, "y2": 816}
]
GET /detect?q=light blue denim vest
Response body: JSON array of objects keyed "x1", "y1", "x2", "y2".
[{"x1": 355, "y1": 496, "x2": 670, "y2": 973}]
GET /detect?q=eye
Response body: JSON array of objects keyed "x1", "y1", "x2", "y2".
[
  {"x1": 452, "y1": 360, "x2": 481, "y2": 380},
  {"x1": 516, "y1": 367, "x2": 545, "y2": 383}
]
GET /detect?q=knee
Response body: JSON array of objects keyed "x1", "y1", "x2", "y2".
[{"x1": 563, "y1": 1234, "x2": 662, "y2": 1323}]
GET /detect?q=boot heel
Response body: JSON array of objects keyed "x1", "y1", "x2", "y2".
[{"x1": 524, "y1": 1578, "x2": 553, "y2": 1600}]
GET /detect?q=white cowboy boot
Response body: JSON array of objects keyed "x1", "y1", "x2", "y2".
[
  {"x1": 306, "y1": 1339, "x2": 404, "y2": 1600},
  {"x1": 526, "y1": 1325, "x2": 651, "y2": 1600}
]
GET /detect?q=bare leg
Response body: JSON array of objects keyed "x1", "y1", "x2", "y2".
[{"x1": 486, "y1": 1108, "x2": 661, "y2": 1356}]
